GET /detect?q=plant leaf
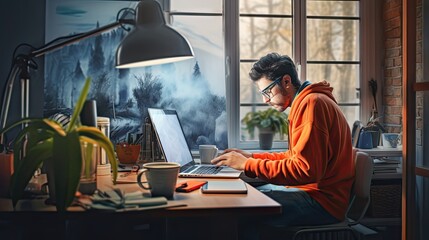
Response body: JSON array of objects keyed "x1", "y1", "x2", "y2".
[
  {"x1": 369, "y1": 79, "x2": 378, "y2": 109},
  {"x1": 10, "y1": 120, "x2": 63, "y2": 171},
  {"x1": 3, "y1": 77, "x2": 96, "y2": 212},
  {"x1": 0, "y1": 118, "x2": 45, "y2": 136},
  {"x1": 52, "y1": 131, "x2": 82, "y2": 211},
  {"x1": 241, "y1": 108, "x2": 289, "y2": 138},
  {"x1": 260, "y1": 118, "x2": 272, "y2": 129},
  {"x1": 9, "y1": 140, "x2": 53, "y2": 208},
  {"x1": 67, "y1": 77, "x2": 91, "y2": 133},
  {"x1": 26, "y1": 131, "x2": 55, "y2": 149},
  {"x1": 83, "y1": 143, "x2": 94, "y2": 179},
  {"x1": 42, "y1": 119, "x2": 66, "y2": 136}
]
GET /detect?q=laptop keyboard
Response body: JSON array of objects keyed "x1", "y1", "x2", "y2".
[
  {"x1": 182, "y1": 165, "x2": 198, "y2": 173},
  {"x1": 183, "y1": 166, "x2": 222, "y2": 174},
  {"x1": 193, "y1": 166, "x2": 222, "y2": 174}
]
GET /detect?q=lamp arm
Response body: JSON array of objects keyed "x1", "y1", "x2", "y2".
[
  {"x1": 0, "y1": 64, "x2": 20, "y2": 129},
  {"x1": 31, "y1": 19, "x2": 134, "y2": 58}
]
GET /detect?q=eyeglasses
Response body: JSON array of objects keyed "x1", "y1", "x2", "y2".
[{"x1": 259, "y1": 76, "x2": 282, "y2": 99}]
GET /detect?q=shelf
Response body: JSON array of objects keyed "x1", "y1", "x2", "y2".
[
  {"x1": 357, "y1": 147, "x2": 402, "y2": 157},
  {"x1": 414, "y1": 82, "x2": 429, "y2": 91},
  {"x1": 373, "y1": 172, "x2": 402, "y2": 180},
  {"x1": 358, "y1": 148, "x2": 403, "y2": 179},
  {"x1": 361, "y1": 147, "x2": 403, "y2": 229}
]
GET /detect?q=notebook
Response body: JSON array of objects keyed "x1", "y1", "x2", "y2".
[
  {"x1": 201, "y1": 180, "x2": 248, "y2": 194},
  {"x1": 148, "y1": 108, "x2": 241, "y2": 178}
]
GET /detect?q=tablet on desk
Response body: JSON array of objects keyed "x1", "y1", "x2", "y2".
[{"x1": 201, "y1": 181, "x2": 248, "y2": 194}]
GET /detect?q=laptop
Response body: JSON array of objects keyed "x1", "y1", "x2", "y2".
[{"x1": 148, "y1": 108, "x2": 241, "y2": 178}]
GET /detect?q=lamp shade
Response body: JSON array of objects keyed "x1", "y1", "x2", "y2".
[{"x1": 116, "y1": 0, "x2": 194, "y2": 68}]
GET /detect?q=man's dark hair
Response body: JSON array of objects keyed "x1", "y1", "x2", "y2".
[{"x1": 249, "y1": 52, "x2": 301, "y2": 90}]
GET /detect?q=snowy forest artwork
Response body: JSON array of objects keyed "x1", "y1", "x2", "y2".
[{"x1": 43, "y1": 0, "x2": 227, "y2": 150}]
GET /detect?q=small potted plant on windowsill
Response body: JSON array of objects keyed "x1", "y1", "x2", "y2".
[
  {"x1": 0, "y1": 77, "x2": 118, "y2": 211},
  {"x1": 241, "y1": 108, "x2": 289, "y2": 150}
]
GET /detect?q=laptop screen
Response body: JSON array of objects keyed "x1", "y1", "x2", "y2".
[{"x1": 148, "y1": 108, "x2": 194, "y2": 167}]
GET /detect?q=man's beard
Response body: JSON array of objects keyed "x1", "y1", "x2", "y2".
[{"x1": 268, "y1": 87, "x2": 289, "y2": 112}]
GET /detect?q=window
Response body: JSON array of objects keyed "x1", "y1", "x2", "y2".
[
  {"x1": 167, "y1": 0, "x2": 228, "y2": 149},
  {"x1": 167, "y1": 0, "x2": 367, "y2": 150},
  {"x1": 305, "y1": 0, "x2": 360, "y2": 128},
  {"x1": 232, "y1": 0, "x2": 361, "y2": 149},
  {"x1": 237, "y1": 0, "x2": 293, "y2": 149}
]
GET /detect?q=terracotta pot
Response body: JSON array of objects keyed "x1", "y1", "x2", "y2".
[{"x1": 116, "y1": 143, "x2": 141, "y2": 164}]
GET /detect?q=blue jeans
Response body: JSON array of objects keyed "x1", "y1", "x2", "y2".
[{"x1": 239, "y1": 184, "x2": 339, "y2": 239}]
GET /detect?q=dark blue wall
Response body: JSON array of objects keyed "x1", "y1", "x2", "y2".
[{"x1": 0, "y1": 0, "x2": 45, "y2": 142}]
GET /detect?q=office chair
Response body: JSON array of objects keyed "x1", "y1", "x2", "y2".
[{"x1": 263, "y1": 151, "x2": 374, "y2": 240}]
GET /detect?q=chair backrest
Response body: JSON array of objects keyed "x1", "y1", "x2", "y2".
[{"x1": 346, "y1": 151, "x2": 374, "y2": 224}]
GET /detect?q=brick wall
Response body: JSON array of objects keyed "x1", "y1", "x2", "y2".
[
  {"x1": 416, "y1": 0, "x2": 423, "y2": 145},
  {"x1": 382, "y1": 0, "x2": 423, "y2": 136},
  {"x1": 383, "y1": 0, "x2": 403, "y2": 133}
]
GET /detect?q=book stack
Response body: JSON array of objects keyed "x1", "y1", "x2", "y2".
[
  {"x1": 142, "y1": 117, "x2": 163, "y2": 162},
  {"x1": 373, "y1": 157, "x2": 402, "y2": 174}
]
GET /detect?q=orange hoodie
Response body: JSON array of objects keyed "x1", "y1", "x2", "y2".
[{"x1": 245, "y1": 81, "x2": 355, "y2": 221}]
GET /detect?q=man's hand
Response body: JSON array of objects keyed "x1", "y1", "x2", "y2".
[
  {"x1": 211, "y1": 148, "x2": 251, "y2": 170},
  {"x1": 221, "y1": 148, "x2": 252, "y2": 158}
]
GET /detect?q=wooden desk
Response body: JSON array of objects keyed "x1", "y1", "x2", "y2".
[{"x1": 0, "y1": 175, "x2": 281, "y2": 240}]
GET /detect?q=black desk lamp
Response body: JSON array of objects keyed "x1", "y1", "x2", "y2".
[{"x1": 0, "y1": 0, "x2": 194, "y2": 146}]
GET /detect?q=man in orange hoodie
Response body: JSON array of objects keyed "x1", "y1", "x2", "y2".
[{"x1": 212, "y1": 53, "x2": 355, "y2": 237}]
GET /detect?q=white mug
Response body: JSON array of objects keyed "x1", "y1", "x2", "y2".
[
  {"x1": 137, "y1": 162, "x2": 180, "y2": 199},
  {"x1": 199, "y1": 145, "x2": 218, "y2": 164},
  {"x1": 381, "y1": 133, "x2": 399, "y2": 148}
]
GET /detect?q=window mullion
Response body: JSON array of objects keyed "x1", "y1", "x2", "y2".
[
  {"x1": 293, "y1": 0, "x2": 307, "y2": 81},
  {"x1": 160, "y1": 0, "x2": 171, "y2": 23},
  {"x1": 224, "y1": 0, "x2": 240, "y2": 148}
]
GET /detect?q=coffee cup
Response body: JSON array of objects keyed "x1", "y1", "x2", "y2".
[
  {"x1": 137, "y1": 162, "x2": 180, "y2": 199},
  {"x1": 199, "y1": 145, "x2": 218, "y2": 164}
]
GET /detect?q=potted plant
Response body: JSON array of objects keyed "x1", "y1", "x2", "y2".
[
  {"x1": 0, "y1": 77, "x2": 117, "y2": 211},
  {"x1": 241, "y1": 108, "x2": 289, "y2": 150}
]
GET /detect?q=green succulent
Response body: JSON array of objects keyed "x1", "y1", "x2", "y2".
[
  {"x1": 0, "y1": 77, "x2": 117, "y2": 211},
  {"x1": 241, "y1": 108, "x2": 289, "y2": 139}
]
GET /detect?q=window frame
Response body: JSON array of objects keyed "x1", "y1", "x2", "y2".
[{"x1": 228, "y1": 0, "x2": 381, "y2": 150}]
